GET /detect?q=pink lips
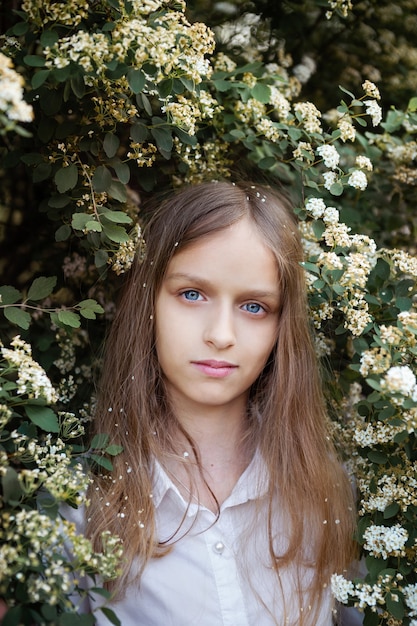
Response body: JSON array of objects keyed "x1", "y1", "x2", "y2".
[{"x1": 192, "y1": 360, "x2": 238, "y2": 378}]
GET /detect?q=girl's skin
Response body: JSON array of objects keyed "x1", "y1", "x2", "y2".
[{"x1": 155, "y1": 216, "x2": 280, "y2": 510}]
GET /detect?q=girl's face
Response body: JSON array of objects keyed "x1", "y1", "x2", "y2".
[{"x1": 155, "y1": 216, "x2": 280, "y2": 419}]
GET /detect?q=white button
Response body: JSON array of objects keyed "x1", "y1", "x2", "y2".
[{"x1": 213, "y1": 541, "x2": 225, "y2": 554}]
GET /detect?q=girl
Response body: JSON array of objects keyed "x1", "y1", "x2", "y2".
[{"x1": 85, "y1": 181, "x2": 356, "y2": 625}]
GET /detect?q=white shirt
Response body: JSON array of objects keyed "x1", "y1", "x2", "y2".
[{"x1": 69, "y1": 453, "x2": 337, "y2": 626}]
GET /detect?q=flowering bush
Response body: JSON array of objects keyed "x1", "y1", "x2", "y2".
[
  {"x1": 0, "y1": 336, "x2": 123, "y2": 625},
  {"x1": 1, "y1": 0, "x2": 417, "y2": 624}
]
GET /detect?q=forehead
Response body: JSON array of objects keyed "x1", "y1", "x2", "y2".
[{"x1": 164, "y1": 217, "x2": 279, "y2": 291}]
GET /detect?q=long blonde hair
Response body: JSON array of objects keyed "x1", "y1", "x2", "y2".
[{"x1": 86, "y1": 181, "x2": 356, "y2": 621}]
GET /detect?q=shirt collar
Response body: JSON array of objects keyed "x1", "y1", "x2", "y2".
[{"x1": 151, "y1": 450, "x2": 269, "y2": 512}]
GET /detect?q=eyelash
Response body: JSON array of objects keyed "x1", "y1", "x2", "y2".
[{"x1": 180, "y1": 290, "x2": 266, "y2": 314}]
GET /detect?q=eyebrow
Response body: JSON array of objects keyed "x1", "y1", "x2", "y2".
[{"x1": 165, "y1": 272, "x2": 280, "y2": 301}]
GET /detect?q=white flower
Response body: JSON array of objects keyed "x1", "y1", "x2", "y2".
[
  {"x1": 323, "y1": 206, "x2": 339, "y2": 224},
  {"x1": 382, "y1": 365, "x2": 416, "y2": 397},
  {"x1": 356, "y1": 155, "x2": 373, "y2": 171},
  {"x1": 269, "y1": 86, "x2": 291, "y2": 120},
  {"x1": 348, "y1": 170, "x2": 368, "y2": 190},
  {"x1": 338, "y1": 118, "x2": 356, "y2": 142},
  {"x1": 331, "y1": 574, "x2": 354, "y2": 604},
  {"x1": 0, "y1": 52, "x2": 33, "y2": 124},
  {"x1": 356, "y1": 583, "x2": 384, "y2": 609},
  {"x1": 305, "y1": 197, "x2": 326, "y2": 219},
  {"x1": 317, "y1": 144, "x2": 340, "y2": 169},
  {"x1": 363, "y1": 524, "x2": 408, "y2": 560},
  {"x1": 1, "y1": 337, "x2": 57, "y2": 403},
  {"x1": 404, "y1": 583, "x2": 417, "y2": 617},
  {"x1": 293, "y1": 54, "x2": 316, "y2": 84},
  {"x1": 362, "y1": 80, "x2": 381, "y2": 100},
  {"x1": 323, "y1": 171, "x2": 337, "y2": 190},
  {"x1": 364, "y1": 99, "x2": 382, "y2": 126},
  {"x1": 294, "y1": 101, "x2": 322, "y2": 134}
]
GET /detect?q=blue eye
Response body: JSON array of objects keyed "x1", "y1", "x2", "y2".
[
  {"x1": 243, "y1": 302, "x2": 264, "y2": 314},
  {"x1": 182, "y1": 290, "x2": 201, "y2": 301}
]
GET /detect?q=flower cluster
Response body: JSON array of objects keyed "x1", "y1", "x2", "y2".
[
  {"x1": 0, "y1": 335, "x2": 122, "y2": 621},
  {"x1": 326, "y1": 0, "x2": 353, "y2": 19},
  {"x1": 363, "y1": 524, "x2": 409, "y2": 560},
  {"x1": 0, "y1": 52, "x2": 33, "y2": 127},
  {"x1": 21, "y1": 0, "x2": 89, "y2": 27},
  {"x1": 1, "y1": 336, "x2": 57, "y2": 403},
  {"x1": 0, "y1": 510, "x2": 122, "y2": 606},
  {"x1": 111, "y1": 223, "x2": 146, "y2": 274},
  {"x1": 44, "y1": 5, "x2": 215, "y2": 89}
]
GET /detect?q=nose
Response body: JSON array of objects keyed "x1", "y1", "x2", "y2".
[{"x1": 203, "y1": 304, "x2": 236, "y2": 350}]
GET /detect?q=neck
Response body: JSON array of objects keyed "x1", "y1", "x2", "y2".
[
  {"x1": 175, "y1": 401, "x2": 249, "y2": 463},
  {"x1": 163, "y1": 399, "x2": 253, "y2": 509}
]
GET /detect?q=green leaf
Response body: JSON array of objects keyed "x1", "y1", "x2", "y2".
[
  {"x1": 339, "y1": 85, "x2": 356, "y2": 99},
  {"x1": 213, "y1": 79, "x2": 231, "y2": 92},
  {"x1": 90, "y1": 454, "x2": 114, "y2": 471},
  {"x1": 384, "y1": 502, "x2": 400, "y2": 519},
  {"x1": 55, "y1": 164, "x2": 78, "y2": 192},
  {"x1": 2, "y1": 467, "x2": 23, "y2": 504},
  {"x1": 131, "y1": 123, "x2": 149, "y2": 143},
  {"x1": 103, "y1": 133, "x2": 120, "y2": 158},
  {"x1": 71, "y1": 73, "x2": 86, "y2": 98},
  {"x1": 25, "y1": 405, "x2": 60, "y2": 432},
  {"x1": 366, "y1": 378, "x2": 381, "y2": 391},
  {"x1": 100, "y1": 608, "x2": 121, "y2": 626},
  {"x1": 99, "y1": 208, "x2": 132, "y2": 224},
  {"x1": 102, "y1": 223, "x2": 129, "y2": 243},
  {"x1": 4, "y1": 306, "x2": 31, "y2": 329},
  {"x1": 24, "y1": 55, "x2": 46, "y2": 67},
  {"x1": 396, "y1": 296, "x2": 412, "y2": 311},
  {"x1": 57, "y1": 310, "x2": 81, "y2": 328},
  {"x1": 105, "y1": 444, "x2": 124, "y2": 456},
  {"x1": 91, "y1": 433, "x2": 109, "y2": 449},
  {"x1": 55, "y1": 224, "x2": 72, "y2": 242},
  {"x1": 108, "y1": 180, "x2": 127, "y2": 203},
  {"x1": 32, "y1": 70, "x2": 51, "y2": 89},
  {"x1": 93, "y1": 166, "x2": 112, "y2": 192},
  {"x1": 362, "y1": 611, "x2": 379, "y2": 626},
  {"x1": 258, "y1": 156, "x2": 276, "y2": 170},
  {"x1": 174, "y1": 127, "x2": 197, "y2": 146},
  {"x1": 127, "y1": 68, "x2": 145, "y2": 94},
  {"x1": 12, "y1": 21, "x2": 29, "y2": 35},
  {"x1": 311, "y1": 220, "x2": 325, "y2": 240},
  {"x1": 41, "y1": 605, "x2": 58, "y2": 621},
  {"x1": 40, "y1": 30, "x2": 59, "y2": 47},
  {"x1": 141, "y1": 92, "x2": 153, "y2": 116},
  {"x1": 329, "y1": 182, "x2": 344, "y2": 196},
  {"x1": 72, "y1": 213, "x2": 91, "y2": 231},
  {"x1": 33, "y1": 162, "x2": 52, "y2": 182},
  {"x1": 95, "y1": 249, "x2": 109, "y2": 268},
  {"x1": 85, "y1": 220, "x2": 102, "y2": 232},
  {"x1": 78, "y1": 299, "x2": 104, "y2": 319},
  {"x1": 27, "y1": 276, "x2": 57, "y2": 301},
  {"x1": 158, "y1": 78, "x2": 173, "y2": 99},
  {"x1": 251, "y1": 83, "x2": 271, "y2": 103},
  {"x1": 112, "y1": 159, "x2": 130, "y2": 184},
  {"x1": 386, "y1": 593, "x2": 405, "y2": 620},
  {"x1": 367, "y1": 449, "x2": 388, "y2": 464},
  {"x1": 151, "y1": 127, "x2": 173, "y2": 154},
  {"x1": 21, "y1": 153, "x2": 44, "y2": 166},
  {"x1": 0, "y1": 285, "x2": 22, "y2": 305},
  {"x1": 408, "y1": 96, "x2": 417, "y2": 112}
]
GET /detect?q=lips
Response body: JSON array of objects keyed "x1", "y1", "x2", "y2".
[{"x1": 191, "y1": 360, "x2": 238, "y2": 378}]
